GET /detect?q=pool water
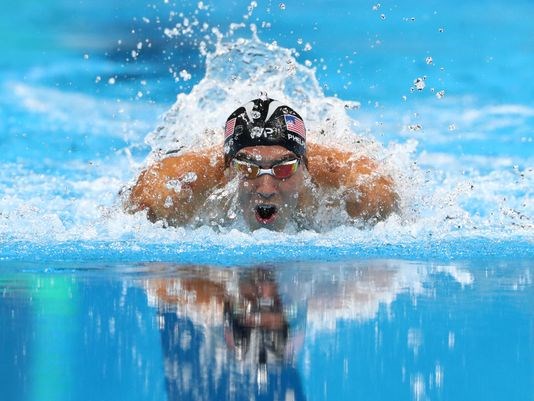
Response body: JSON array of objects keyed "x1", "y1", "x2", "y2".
[
  {"x1": 1, "y1": 0, "x2": 533, "y2": 400},
  {"x1": 1, "y1": 260, "x2": 532, "y2": 401}
]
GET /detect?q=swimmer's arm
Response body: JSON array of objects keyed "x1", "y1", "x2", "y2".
[
  {"x1": 126, "y1": 147, "x2": 225, "y2": 225},
  {"x1": 307, "y1": 143, "x2": 398, "y2": 221}
]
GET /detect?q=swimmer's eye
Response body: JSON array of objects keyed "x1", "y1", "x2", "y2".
[{"x1": 232, "y1": 159, "x2": 300, "y2": 179}]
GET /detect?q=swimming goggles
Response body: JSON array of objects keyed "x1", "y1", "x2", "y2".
[{"x1": 232, "y1": 158, "x2": 300, "y2": 180}]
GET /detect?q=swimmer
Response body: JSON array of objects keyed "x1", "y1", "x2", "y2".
[{"x1": 125, "y1": 97, "x2": 398, "y2": 231}]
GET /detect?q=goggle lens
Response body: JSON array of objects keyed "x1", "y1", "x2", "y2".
[
  {"x1": 272, "y1": 161, "x2": 298, "y2": 179},
  {"x1": 233, "y1": 159, "x2": 300, "y2": 179}
]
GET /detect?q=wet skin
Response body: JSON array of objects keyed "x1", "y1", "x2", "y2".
[{"x1": 231, "y1": 145, "x2": 305, "y2": 231}]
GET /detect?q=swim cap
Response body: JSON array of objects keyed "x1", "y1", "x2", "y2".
[{"x1": 223, "y1": 98, "x2": 306, "y2": 166}]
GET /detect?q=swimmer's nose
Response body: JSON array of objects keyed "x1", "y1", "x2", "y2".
[{"x1": 255, "y1": 174, "x2": 277, "y2": 199}]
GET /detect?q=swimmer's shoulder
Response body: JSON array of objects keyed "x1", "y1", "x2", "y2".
[{"x1": 127, "y1": 145, "x2": 226, "y2": 225}]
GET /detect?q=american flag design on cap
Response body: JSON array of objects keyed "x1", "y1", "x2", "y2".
[
  {"x1": 225, "y1": 117, "x2": 237, "y2": 139},
  {"x1": 284, "y1": 115, "x2": 306, "y2": 138}
]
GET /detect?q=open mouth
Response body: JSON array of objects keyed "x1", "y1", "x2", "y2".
[{"x1": 255, "y1": 204, "x2": 278, "y2": 224}]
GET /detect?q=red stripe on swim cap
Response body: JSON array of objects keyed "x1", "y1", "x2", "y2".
[{"x1": 225, "y1": 118, "x2": 237, "y2": 139}]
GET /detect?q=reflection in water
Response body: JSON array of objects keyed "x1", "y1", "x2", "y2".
[
  {"x1": 141, "y1": 261, "x2": 471, "y2": 400},
  {"x1": 145, "y1": 266, "x2": 306, "y2": 400},
  {"x1": 1, "y1": 260, "x2": 532, "y2": 401}
]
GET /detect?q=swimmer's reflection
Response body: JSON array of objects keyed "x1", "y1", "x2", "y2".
[{"x1": 146, "y1": 266, "x2": 305, "y2": 401}]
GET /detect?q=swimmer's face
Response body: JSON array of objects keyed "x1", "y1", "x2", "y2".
[{"x1": 232, "y1": 145, "x2": 305, "y2": 231}]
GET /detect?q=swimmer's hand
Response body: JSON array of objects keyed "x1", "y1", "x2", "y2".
[{"x1": 126, "y1": 147, "x2": 225, "y2": 226}]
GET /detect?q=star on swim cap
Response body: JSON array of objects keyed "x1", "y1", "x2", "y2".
[{"x1": 223, "y1": 98, "x2": 307, "y2": 166}]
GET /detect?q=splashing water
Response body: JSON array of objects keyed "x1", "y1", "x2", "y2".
[{"x1": 0, "y1": 15, "x2": 532, "y2": 263}]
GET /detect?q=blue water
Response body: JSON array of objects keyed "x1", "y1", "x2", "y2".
[{"x1": 1, "y1": 0, "x2": 533, "y2": 400}]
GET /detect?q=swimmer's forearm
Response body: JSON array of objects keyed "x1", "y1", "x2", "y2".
[
  {"x1": 345, "y1": 175, "x2": 399, "y2": 221},
  {"x1": 307, "y1": 143, "x2": 398, "y2": 221},
  {"x1": 127, "y1": 147, "x2": 225, "y2": 225}
]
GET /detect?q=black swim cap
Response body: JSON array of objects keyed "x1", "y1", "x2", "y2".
[{"x1": 223, "y1": 98, "x2": 306, "y2": 166}]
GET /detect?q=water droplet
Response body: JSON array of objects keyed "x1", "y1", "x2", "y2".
[
  {"x1": 182, "y1": 172, "x2": 198, "y2": 183},
  {"x1": 227, "y1": 209, "x2": 237, "y2": 219},
  {"x1": 436, "y1": 90, "x2": 445, "y2": 99},
  {"x1": 372, "y1": 3, "x2": 381, "y2": 10},
  {"x1": 344, "y1": 102, "x2": 361, "y2": 110},
  {"x1": 108, "y1": 77, "x2": 116, "y2": 85},
  {"x1": 95, "y1": 76, "x2": 101, "y2": 83},
  {"x1": 438, "y1": 27, "x2": 445, "y2": 33},
  {"x1": 303, "y1": 42, "x2": 312, "y2": 51},
  {"x1": 408, "y1": 124, "x2": 422, "y2": 131},
  {"x1": 279, "y1": 3, "x2": 286, "y2": 10},
  {"x1": 136, "y1": 91, "x2": 143, "y2": 98},
  {"x1": 297, "y1": 38, "x2": 303, "y2": 45},
  {"x1": 164, "y1": 196, "x2": 173, "y2": 208},
  {"x1": 425, "y1": 56, "x2": 433, "y2": 65},
  {"x1": 380, "y1": 13, "x2": 386, "y2": 20},
  {"x1": 304, "y1": 60, "x2": 312, "y2": 67},
  {"x1": 179, "y1": 69, "x2": 192, "y2": 81},
  {"x1": 448, "y1": 123, "x2": 456, "y2": 131},
  {"x1": 413, "y1": 77, "x2": 426, "y2": 91},
  {"x1": 402, "y1": 95, "x2": 407, "y2": 101},
  {"x1": 83, "y1": 54, "x2": 89, "y2": 60}
]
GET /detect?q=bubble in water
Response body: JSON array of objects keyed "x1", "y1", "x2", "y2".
[
  {"x1": 436, "y1": 90, "x2": 445, "y2": 99},
  {"x1": 438, "y1": 27, "x2": 445, "y2": 32},
  {"x1": 297, "y1": 38, "x2": 303, "y2": 45},
  {"x1": 279, "y1": 3, "x2": 286, "y2": 10},
  {"x1": 303, "y1": 43, "x2": 312, "y2": 51},
  {"x1": 425, "y1": 56, "x2": 433, "y2": 65},
  {"x1": 83, "y1": 54, "x2": 89, "y2": 60},
  {"x1": 259, "y1": 91, "x2": 269, "y2": 100},
  {"x1": 95, "y1": 76, "x2": 101, "y2": 83},
  {"x1": 304, "y1": 60, "x2": 312, "y2": 67},
  {"x1": 380, "y1": 14, "x2": 386, "y2": 20},
  {"x1": 372, "y1": 3, "x2": 381, "y2": 10},
  {"x1": 448, "y1": 123, "x2": 456, "y2": 131},
  {"x1": 408, "y1": 124, "x2": 422, "y2": 131},
  {"x1": 108, "y1": 77, "x2": 116, "y2": 85}
]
